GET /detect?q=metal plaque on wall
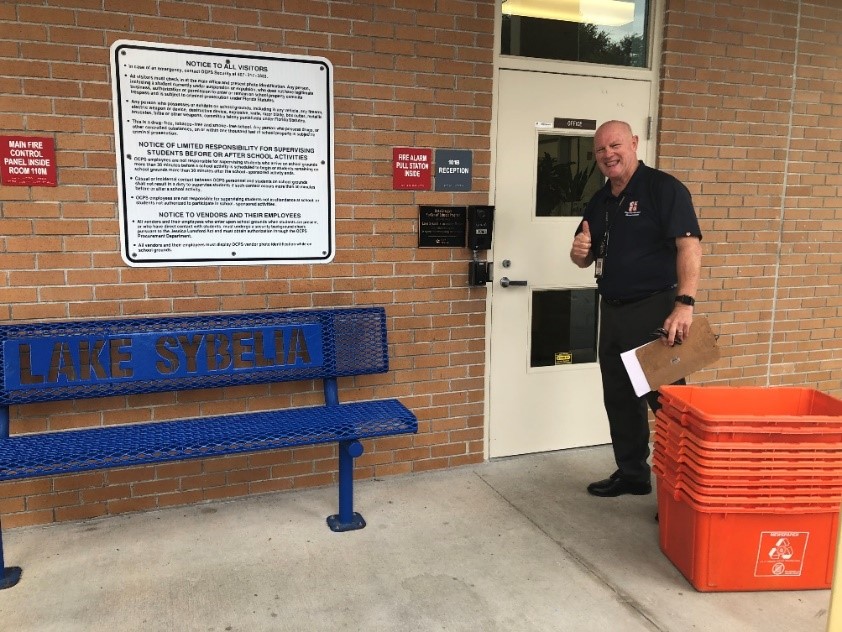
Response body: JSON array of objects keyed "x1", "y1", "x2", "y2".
[{"x1": 418, "y1": 205, "x2": 466, "y2": 248}]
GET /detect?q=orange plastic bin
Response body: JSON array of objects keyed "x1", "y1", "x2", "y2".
[
  {"x1": 654, "y1": 385, "x2": 842, "y2": 592},
  {"x1": 656, "y1": 476, "x2": 839, "y2": 591}
]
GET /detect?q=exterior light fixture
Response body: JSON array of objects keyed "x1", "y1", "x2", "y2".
[{"x1": 502, "y1": 0, "x2": 635, "y2": 26}]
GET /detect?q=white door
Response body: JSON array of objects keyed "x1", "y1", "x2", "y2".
[{"x1": 489, "y1": 69, "x2": 653, "y2": 458}]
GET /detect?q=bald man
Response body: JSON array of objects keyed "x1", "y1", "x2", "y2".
[{"x1": 570, "y1": 120, "x2": 702, "y2": 497}]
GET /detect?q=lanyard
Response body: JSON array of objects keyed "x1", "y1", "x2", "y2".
[{"x1": 597, "y1": 195, "x2": 625, "y2": 258}]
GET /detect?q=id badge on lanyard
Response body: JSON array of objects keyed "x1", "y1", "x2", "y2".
[{"x1": 595, "y1": 195, "x2": 624, "y2": 279}]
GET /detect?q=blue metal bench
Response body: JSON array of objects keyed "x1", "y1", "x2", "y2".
[{"x1": 0, "y1": 307, "x2": 417, "y2": 589}]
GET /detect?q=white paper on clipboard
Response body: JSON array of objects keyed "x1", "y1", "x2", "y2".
[{"x1": 621, "y1": 346, "x2": 652, "y2": 397}]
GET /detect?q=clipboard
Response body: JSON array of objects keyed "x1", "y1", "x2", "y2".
[{"x1": 620, "y1": 315, "x2": 720, "y2": 397}]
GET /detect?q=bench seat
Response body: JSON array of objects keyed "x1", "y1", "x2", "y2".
[
  {"x1": 0, "y1": 307, "x2": 418, "y2": 589},
  {"x1": 0, "y1": 399, "x2": 416, "y2": 481}
]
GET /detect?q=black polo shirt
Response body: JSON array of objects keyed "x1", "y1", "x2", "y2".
[{"x1": 576, "y1": 161, "x2": 701, "y2": 301}]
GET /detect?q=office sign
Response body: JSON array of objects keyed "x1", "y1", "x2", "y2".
[{"x1": 553, "y1": 118, "x2": 597, "y2": 130}]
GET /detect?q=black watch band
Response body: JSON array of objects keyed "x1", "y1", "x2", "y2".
[{"x1": 675, "y1": 294, "x2": 695, "y2": 306}]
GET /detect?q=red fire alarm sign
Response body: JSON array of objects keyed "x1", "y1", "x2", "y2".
[
  {"x1": 393, "y1": 147, "x2": 431, "y2": 190},
  {"x1": 0, "y1": 136, "x2": 57, "y2": 187}
]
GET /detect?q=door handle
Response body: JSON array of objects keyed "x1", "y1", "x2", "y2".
[{"x1": 499, "y1": 277, "x2": 527, "y2": 287}]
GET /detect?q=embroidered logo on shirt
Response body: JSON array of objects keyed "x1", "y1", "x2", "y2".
[{"x1": 625, "y1": 200, "x2": 640, "y2": 216}]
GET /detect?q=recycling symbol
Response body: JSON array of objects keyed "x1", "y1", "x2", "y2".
[{"x1": 768, "y1": 538, "x2": 794, "y2": 560}]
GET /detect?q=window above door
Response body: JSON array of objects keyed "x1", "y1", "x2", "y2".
[{"x1": 501, "y1": 0, "x2": 650, "y2": 68}]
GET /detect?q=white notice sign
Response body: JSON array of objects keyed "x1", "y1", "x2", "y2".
[{"x1": 110, "y1": 41, "x2": 335, "y2": 267}]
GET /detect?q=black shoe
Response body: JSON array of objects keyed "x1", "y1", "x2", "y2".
[
  {"x1": 586, "y1": 470, "x2": 621, "y2": 494},
  {"x1": 587, "y1": 477, "x2": 652, "y2": 497}
]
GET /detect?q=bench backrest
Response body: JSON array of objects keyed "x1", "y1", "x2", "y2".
[{"x1": 0, "y1": 307, "x2": 389, "y2": 406}]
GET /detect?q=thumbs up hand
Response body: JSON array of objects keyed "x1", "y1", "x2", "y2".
[{"x1": 570, "y1": 220, "x2": 594, "y2": 268}]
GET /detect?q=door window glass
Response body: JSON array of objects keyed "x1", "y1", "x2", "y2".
[
  {"x1": 530, "y1": 288, "x2": 599, "y2": 367},
  {"x1": 501, "y1": 0, "x2": 649, "y2": 67},
  {"x1": 536, "y1": 133, "x2": 602, "y2": 217}
]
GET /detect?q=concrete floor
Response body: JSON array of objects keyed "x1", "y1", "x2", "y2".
[{"x1": 0, "y1": 445, "x2": 833, "y2": 632}]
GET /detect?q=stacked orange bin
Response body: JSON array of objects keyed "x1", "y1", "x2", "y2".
[{"x1": 653, "y1": 385, "x2": 842, "y2": 592}]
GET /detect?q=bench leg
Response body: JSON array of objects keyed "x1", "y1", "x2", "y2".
[
  {"x1": 0, "y1": 517, "x2": 22, "y2": 590},
  {"x1": 327, "y1": 440, "x2": 366, "y2": 532}
]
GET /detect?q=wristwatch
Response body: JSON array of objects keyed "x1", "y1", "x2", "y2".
[{"x1": 674, "y1": 294, "x2": 695, "y2": 306}]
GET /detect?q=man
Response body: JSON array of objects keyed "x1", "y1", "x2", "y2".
[{"x1": 570, "y1": 120, "x2": 702, "y2": 497}]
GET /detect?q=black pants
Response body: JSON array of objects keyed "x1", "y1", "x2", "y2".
[{"x1": 598, "y1": 290, "x2": 684, "y2": 483}]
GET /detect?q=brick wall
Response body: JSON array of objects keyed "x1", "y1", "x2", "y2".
[
  {"x1": 0, "y1": 0, "x2": 493, "y2": 527},
  {"x1": 658, "y1": 0, "x2": 842, "y2": 394},
  {"x1": 3, "y1": 0, "x2": 840, "y2": 530}
]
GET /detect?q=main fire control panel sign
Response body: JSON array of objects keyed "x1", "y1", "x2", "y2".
[
  {"x1": 111, "y1": 41, "x2": 335, "y2": 267},
  {"x1": 0, "y1": 136, "x2": 57, "y2": 187}
]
